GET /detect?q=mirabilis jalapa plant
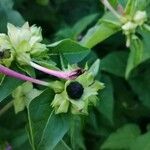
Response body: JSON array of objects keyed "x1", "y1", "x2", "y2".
[{"x1": 0, "y1": 22, "x2": 104, "y2": 115}]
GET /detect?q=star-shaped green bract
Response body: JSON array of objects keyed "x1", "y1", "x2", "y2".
[{"x1": 51, "y1": 72, "x2": 104, "y2": 115}]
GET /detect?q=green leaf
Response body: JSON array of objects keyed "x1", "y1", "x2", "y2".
[
  {"x1": 48, "y1": 39, "x2": 90, "y2": 63},
  {"x1": 101, "y1": 51, "x2": 128, "y2": 77},
  {"x1": 70, "y1": 116, "x2": 86, "y2": 150},
  {"x1": 0, "y1": 0, "x2": 24, "y2": 32},
  {"x1": 98, "y1": 75, "x2": 114, "y2": 124},
  {"x1": 10, "y1": 129, "x2": 31, "y2": 150},
  {"x1": 141, "y1": 28, "x2": 150, "y2": 61},
  {"x1": 0, "y1": 0, "x2": 13, "y2": 9},
  {"x1": 81, "y1": 12, "x2": 121, "y2": 48},
  {"x1": 98, "y1": 12, "x2": 121, "y2": 27},
  {"x1": 126, "y1": 36, "x2": 144, "y2": 78},
  {"x1": 130, "y1": 131, "x2": 150, "y2": 150},
  {"x1": 27, "y1": 89, "x2": 70, "y2": 150},
  {"x1": 72, "y1": 13, "x2": 98, "y2": 39},
  {"x1": 38, "y1": 114, "x2": 70, "y2": 150},
  {"x1": 129, "y1": 65, "x2": 150, "y2": 108},
  {"x1": 55, "y1": 13, "x2": 98, "y2": 40},
  {"x1": 101, "y1": 124, "x2": 141, "y2": 150},
  {"x1": 0, "y1": 76, "x2": 23, "y2": 102},
  {"x1": 81, "y1": 23, "x2": 119, "y2": 48},
  {"x1": 126, "y1": 28, "x2": 150, "y2": 78}
]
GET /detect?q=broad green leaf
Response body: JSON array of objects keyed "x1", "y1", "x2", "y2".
[
  {"x1": 141, "y1": 28, "x2": 150, "y2": 61},
  {"x1": 70, "y1": 116, "x2": 86, "y2": 150},
  {"x1": 27, "y1": 89, "x2": 70, "y2": 150},
  {"x1": 101, "y1": 51, "x2": 128, "y2": 77},
  {"x1": 6, "y1": 10, "x2": 25, "y2": 26},
  {"x1": 72, "y1": 13, "x2": 98, "y2": 39},
  {"x1": 98, "y1": 75, "x2": 114, "y2": 124},
  {"x1": 126, "y1": 28, "x2": 150, "y2": 78},
  {"x1": 0, "y1": 0, "x2": 13, "y2": 9},
  {"x1": 0, "y1": 76, "x2": 23, "y2": 102},
  {"x1": 38, "y1": 113, "x2": 70, "y2": 150},
  {"x1": 129, "y1": 65, "x2": 150, "y2": 108},
  {"x1": 81, "y1": 12, "x2": 121, "y2": 48},
  {"x1": 0, "y1": 0, "x2": 24, "y2": 32},
  {"x1": 126, "y1": 37, "x2": 143, "y2": 78},
  {"x1": 98, "y1": 12, "x2": 121, "y2": 27},
  {"x1": 81, "y1": 23, "x2": 119, "y2": 48},
  {"x1": 56, "y1": 13, "x2": 98, "y2": 40},
  {"x1": 10, "y1": 129, "x2": 31, "y2": 150},
  {"x1": 130, "y1": 131, "x2": 150, "y2": 150},
  {"x1": 101, "y1": 124, "x2": 141, "y2": 150},
  {"x1": 48, "y1": 39, "x2": 90, "y2": 63},
  {"x1": 55, "y1": 13, "x2": 98, "y2": 40}
]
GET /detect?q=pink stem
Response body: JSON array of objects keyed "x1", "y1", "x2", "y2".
[
  {"x1": 0, "y1": 64, "x2": 49, "y2": 86},
  {"x1": 30, "y1": 61, "x2": 83, "y2": 80}
]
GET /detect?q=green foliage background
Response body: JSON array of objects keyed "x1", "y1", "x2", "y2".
[{"x1": 0, "y1": 0, "x2": 150, "y2": 150}]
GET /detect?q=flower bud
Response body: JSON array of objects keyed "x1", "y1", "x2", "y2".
[
  {"x1": 133, "y1": 11, "x2": 147, "y2": 26},
  {"x1": 122, "y1": 21, "x2": 137, "y2": 35}
]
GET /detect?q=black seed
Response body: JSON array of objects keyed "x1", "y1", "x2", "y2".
[{"x1": 66, "y1": 81, "x2": 84, "y2": 100}]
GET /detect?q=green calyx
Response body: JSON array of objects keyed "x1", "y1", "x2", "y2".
[
  {"x1": 51, "y1": 72, "x2": 104, "y2": 115},
  {"x1": 0, "y1": 22, "x2": 47, "y2": 66},
  {"x1": 12, "y1": 82, "x2": 41, "y2": 113}
]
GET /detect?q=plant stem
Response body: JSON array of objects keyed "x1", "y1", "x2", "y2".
[
  {"x1": 0, "y1": 64, "x2": 49, "y2": 86},
  {"x1": 30, "y1": 61, "x2": 83, "y2": 80},
  {"x1": 0, "y1": 101, "x2": 13, "y2": 117}
]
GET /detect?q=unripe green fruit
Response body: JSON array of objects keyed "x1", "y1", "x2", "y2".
[{"x1": 66, "y1": 81, "x2": 84, "y2": 100}]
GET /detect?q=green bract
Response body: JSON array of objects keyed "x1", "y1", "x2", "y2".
[
  {"x1": 12, "y1": 82, "x2": 41, "y2": 113},
  {"x1": 0, "y1": 22, "x2": 47, "y2": 66},
  {"x1": 51, "y1": 72, "x2": 104, "y2": 115}
]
